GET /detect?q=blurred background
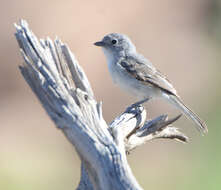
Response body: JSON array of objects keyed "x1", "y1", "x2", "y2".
[{"x1": 0, "y1": 0, "x2": 221, "y2": 189}]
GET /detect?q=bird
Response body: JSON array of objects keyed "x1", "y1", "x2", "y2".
[{"x1": 94, "y1": 33, "x2": 207, "y2": 134}]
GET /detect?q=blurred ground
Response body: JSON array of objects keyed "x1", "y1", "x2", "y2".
[{"x1": 0, "y1": 0, "x2": 221, "y2": 189}]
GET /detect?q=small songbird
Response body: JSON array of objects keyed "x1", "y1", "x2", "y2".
[{"x1": 94, "y1": 33, "x2": 207, "y2": 134}]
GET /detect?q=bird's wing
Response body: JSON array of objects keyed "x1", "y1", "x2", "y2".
[{"x1": 117, "y1": 56, "x2": 178, "y2": 96}]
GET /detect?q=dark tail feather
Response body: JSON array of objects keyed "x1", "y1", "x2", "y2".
[{"x1": 168, "y1": 95, "x2": 208, "y2": 134}]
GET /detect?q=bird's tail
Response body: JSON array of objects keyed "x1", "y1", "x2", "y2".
[{"x1": 168, "y1": 95, "x2": 208, "y2": 134}]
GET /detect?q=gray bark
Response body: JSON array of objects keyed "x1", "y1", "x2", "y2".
[{"x1": 14, "y1": 20, "x2": 188, "y2": 190}]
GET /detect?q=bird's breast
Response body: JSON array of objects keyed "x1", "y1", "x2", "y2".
[{"x1": 107, "y1": 61, "x2": 161, "y2": 99}]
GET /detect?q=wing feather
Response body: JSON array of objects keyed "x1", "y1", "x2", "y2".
[{"x1": 118, "y1": 56, "x2": 177, "y2": 96}]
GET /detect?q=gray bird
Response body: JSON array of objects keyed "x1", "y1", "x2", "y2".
[{"x1": 94, "y1": 33, "x2": 207, "y2": 134}]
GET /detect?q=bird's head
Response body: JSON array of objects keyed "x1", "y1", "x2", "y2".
[{"x1": 94, "y1": 33, "x2": 136, "y2": 59}]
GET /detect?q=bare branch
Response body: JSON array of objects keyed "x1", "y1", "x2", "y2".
[{"x1": 110, "y1": 105, "x2": 188, "y2": 153}]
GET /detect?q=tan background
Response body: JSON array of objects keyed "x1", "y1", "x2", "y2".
[{"x1": 1, "y1": 0, "x2": 221, "y2": 189}]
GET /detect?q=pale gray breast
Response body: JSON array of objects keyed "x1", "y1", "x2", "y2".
[{"x1": 107, "y1": 59, "x2": 161, "y2": 99}]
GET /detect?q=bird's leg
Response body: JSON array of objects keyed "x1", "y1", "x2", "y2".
[{"x1": 131, "y1": 98, "x2": 150, "y2": 108}]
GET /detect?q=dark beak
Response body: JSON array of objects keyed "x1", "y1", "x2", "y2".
[{"x1": 94, "y1": 41, "x2": 105, "y2": 47}]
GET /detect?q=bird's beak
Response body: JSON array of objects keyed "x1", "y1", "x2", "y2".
[{"x1": 94, "y1": 41, "x2": 105, "y2": 47}]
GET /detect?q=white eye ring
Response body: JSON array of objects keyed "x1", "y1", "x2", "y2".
[{"x1": 111, "y1": 39, "x2": 117, "y2": 44}]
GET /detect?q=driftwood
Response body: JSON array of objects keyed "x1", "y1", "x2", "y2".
[{"x1": 14, "y1": 20, "x2": 189, "y2": 190}]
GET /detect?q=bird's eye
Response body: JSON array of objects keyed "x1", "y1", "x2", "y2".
[{"x1": 111, "y1": 39, "x2": 117, "y2": 45}]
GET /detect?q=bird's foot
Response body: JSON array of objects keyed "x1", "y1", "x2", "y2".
[{"x1": 131, "y1": 98, "x2": 150, "y2": 108}]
